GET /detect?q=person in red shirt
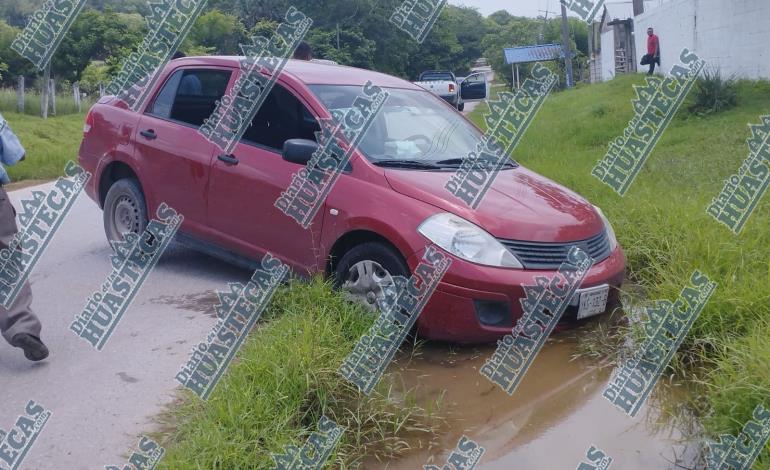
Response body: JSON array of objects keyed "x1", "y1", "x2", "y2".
[{"x1": 646, "y1": 27, "x2": 661, "y2": 75}]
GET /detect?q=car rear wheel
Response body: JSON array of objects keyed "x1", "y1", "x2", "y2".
[
  {"x1": 334, "y1": 242, "x2": 409, "y2": 312},
  {"x1": 103, "y1": 178, "x2": 148, "y2": 246},
  {"x1": 458, "y1": 102, "x2": 465, "y2": 112}
]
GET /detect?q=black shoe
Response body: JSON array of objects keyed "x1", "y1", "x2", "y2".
[{"x1": 11, "y1": 334, "x2": 49, "y2": 362}]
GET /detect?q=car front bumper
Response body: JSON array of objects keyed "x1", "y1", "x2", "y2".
[{"x1": 407, "y1": 246, "x2": 626, "y2": 344}]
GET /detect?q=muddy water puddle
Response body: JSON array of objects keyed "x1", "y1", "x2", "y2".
[{"x1": 376, "y1": 330, "x2": 700, "y2": 469}]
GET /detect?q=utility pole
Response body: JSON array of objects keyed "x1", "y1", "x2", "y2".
[
  {"x1": 537, "y1": 0, "x2": 555, "y2": 44},
  {"x1": 560, "y1": 3, "x2": 574, "y2": 88}
]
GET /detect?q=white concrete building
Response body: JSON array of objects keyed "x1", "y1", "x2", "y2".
[
  {"x1": 634, "y1": 0, "x2": 770, "y2": 79},
  {"x1": 596, "y1": 3, "x2": 636, "y2": 82},
  {"x1": 590, "y1": 0, "x2": 770, "y2": 81}
]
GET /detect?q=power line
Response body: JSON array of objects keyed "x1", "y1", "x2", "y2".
[{"x1": 538, "y1": 0, "x2": 558, "y2": 43}]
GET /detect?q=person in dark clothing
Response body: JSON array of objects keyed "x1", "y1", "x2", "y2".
[
  {"x1": 0, "y1": 113, "x2": 48, "y2": 362},
  {"x1": 646, "y1": 27, "x2": 661, "y2": 75},
  {"x1": 293, "y1": 41, "x2": 313, "y2": 61}
]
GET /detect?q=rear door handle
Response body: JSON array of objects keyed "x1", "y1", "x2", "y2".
[
  {"x1": 140, "y1": 129, "x2": 157, "y2": 140},
  {"x1": 218, "y1": 154, "x2": 239, "y2": 165}
]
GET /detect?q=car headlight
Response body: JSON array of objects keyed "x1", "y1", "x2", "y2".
[
  {"x1": 417, "y1": 213, "x2": 523, "y2": 268},
  {"x1": 594, "y1": 206, "x2": 618, "y2": 251}
]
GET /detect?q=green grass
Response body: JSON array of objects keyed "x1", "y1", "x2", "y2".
[
  {"x1": 0, "y1": 112, "x2": 84, "y2": 181},
  {"x1": 157, "y1": 278, "x2": 441, "y2": 469},
  {"x1": 469, "y1": 74, "x2": 770, "y2": 466}
]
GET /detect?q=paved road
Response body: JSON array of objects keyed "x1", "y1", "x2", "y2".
[
  {"x1": 0, "y1": 66, "x2": 496, "y2": 469},
  {"x1": 0, "y1": 181, "x2": 253, "y2": 469}
]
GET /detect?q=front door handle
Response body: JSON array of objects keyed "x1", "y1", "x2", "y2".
[
  {"x1": 140, "y1": 129, "x2": 157, "y2": 140},
  {"x1": 218, "y1": 154, "x2": 239, "y2": 165}
]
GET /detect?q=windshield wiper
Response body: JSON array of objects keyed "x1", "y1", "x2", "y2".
[
  {"x1": 372, "y1": 160, "x2": 443, "y2": 169},
  {"x1": 435, "y1": 158, "x2": 518, "y2": 169},
  {"x1": 430, "y1": 158, "x2": 464, "y2": 167}
]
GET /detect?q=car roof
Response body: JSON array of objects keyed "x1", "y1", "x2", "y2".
[{"x1": 169, "y1": 56, "x2": 423, "y2": 90}]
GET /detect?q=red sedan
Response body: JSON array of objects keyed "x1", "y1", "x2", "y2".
[{"x1": 78, "y1": 57, "x2": 625, "y2": 343}]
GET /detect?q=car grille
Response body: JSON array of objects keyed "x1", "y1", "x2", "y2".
[{"x1": 498, "y1": 231, "x2": 612, "y2": 270}]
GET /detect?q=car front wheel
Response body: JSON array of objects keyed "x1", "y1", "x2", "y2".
[
  {"x1": 103, "y1": 178, "x2": 149, "y2": 246},
  {"x1": 334, "y1": 242, "x2": 409, "y2": 312}
]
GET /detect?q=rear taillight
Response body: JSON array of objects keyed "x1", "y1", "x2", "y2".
[
  {"x1": 449, "y1": 83, "x2": 456, "y2": 93},
  {"x1": 83, "y1": 109, "x2": 94, "y2": 134}
]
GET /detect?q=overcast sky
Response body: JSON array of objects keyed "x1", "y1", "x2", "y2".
[
  {"x1": 449, "y1": 0, "x2": 562, "y2": 18},
  {"x1": 449, "y1": 0, "x2": 670, "y2": 18}
]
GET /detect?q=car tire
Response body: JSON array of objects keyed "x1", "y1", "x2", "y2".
[
  {"x1": 334, "y1": 242, "x2": 410, "y2": 312},
  {"x1": 103, "y1": 178, "x2": 149, "y2": 247},
  {"x1": 458, "y1": 102, "x2": 465, "y2": 112}
]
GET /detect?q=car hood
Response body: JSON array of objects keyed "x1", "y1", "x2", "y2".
[{"x1": 384, "y1": 167, "x2": 604, "y2": 242}]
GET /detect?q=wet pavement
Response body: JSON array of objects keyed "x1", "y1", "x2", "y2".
[
  {"x1": 377, "y1": 328, "x2": 700, "y2": 469},
  {"x1": 0, "y1": 182, "x2": 250, "y2": 469}
]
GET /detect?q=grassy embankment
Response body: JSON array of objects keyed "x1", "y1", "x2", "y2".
[
  {"x1": 156, "y1": 279, "x2": 440, "y2": 469},
  {"x1": 0, "y1": 111, "x2": 84, "y2": 182},
  {"x1": 469, "y1": 75, "x2": 770, "y2": 465},
  {"x1": 5, "y1": 75, "x2": 768, "y2": 466}
]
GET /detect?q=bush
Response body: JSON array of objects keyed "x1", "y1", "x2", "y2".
[
  {"x1": 79, "y1": 62, "x2": 110, "y2": 95},
  {"x1": 688, "y1": 68, "x2": 738, "y2": 115}
]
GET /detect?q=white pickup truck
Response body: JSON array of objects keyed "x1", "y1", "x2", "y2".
[{"x1": 413, "y1": 70, "x2": 487, "y2": 111}]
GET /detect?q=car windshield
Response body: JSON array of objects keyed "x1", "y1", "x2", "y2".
[{"x1": 309, "y1": 85, "x2": 508, "y2": 167}]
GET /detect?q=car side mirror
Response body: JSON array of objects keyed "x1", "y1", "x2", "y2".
[{"x1": 282, "y1": 138, "x2": 318, "y2": 165}]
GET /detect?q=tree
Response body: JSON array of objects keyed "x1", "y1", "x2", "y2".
[
  {"x1": 4, "y1": 1, "x2": 588, "y2": 92},
  {"x1": 406, "y1": 13, "x2": 464, "y2": 79},
  {"x1": 184, "y1": 10, "x2": 247, "y2": 55},
  {"x1": 306, "y1": 27, "x2": 376, "y2": 68},
  {"x1": 442, "y1": 6, "x2": 488, "y2": 75},
  {"x1": 52, "y1": 9, "x2": 146, "y2": 83},
  {"x1": 488, "y1": 10, "x2": 515, "y2": 27},
  {"x1": 0, "y1": 0, "x2": 44, "y2": 28},
  {"x1": 79, "y1": 62, "x2": 109, "y2": 95},
  {"x1": 0, "y1": 19, "x2": 36, "y2": 87},
  {"x1": 482, "y1": 16, "x2": 540, "y2": 86},
  {"x1": 480, "y1": 13, "x2": 588, "y2": 88}
]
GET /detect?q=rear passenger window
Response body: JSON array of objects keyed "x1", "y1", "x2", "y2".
[
  {"x1": 147, "y1": 69, "x2": 232, "y2": 127},
  {"x1": 242, "y1": 84, "x2": 320, "y2": 151}
]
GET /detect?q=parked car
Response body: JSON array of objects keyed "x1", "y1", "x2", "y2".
[
  {"x1": 78, "y1": 57, "x2": 625, "y2": 344},
  {"x1": 413, "y1": 70, "x2": 487, "y2": 111}
]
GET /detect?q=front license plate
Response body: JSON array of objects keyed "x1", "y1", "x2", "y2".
[{"x1": 577, "y1": 286, "x2": 610, "y2": 320}]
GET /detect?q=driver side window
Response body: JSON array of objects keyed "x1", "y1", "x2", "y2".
[
  {"x1": 241, "y1": 84, "x2": 320, "y2": 151},
  {"x1": 463, "y1": 73, "x2": 484, "y2": 86}
]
